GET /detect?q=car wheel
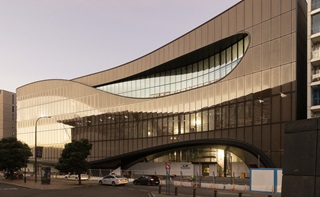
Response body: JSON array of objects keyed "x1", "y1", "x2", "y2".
[
  {"x1": 99, "y1": 181, "x2": 103, "y2": 185},
  {"x1": 112, "y1": 182, "x2": 116, "y2": 187},
  {"x1": 147, "y1": 182, "x2": 151, "y2": 186},
  {"x1": 133, "y1": 181, "x2": 137, "y2": 185}
]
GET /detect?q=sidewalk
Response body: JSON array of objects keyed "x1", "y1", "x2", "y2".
[
  {"x1": 148, "y1": 185, "x2": 281, "y2": 197},
  {"x1": 0, "y1": 176, "x2": 97, "y2": 190}
]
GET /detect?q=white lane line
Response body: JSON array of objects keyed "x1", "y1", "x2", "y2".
[{"x1": 0, "y1": 188, "x2": 18, "y2": 190}]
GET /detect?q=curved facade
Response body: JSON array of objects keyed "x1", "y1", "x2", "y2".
[{"x1": 17, "y1": 0, "x2": 307, "y2": 174}]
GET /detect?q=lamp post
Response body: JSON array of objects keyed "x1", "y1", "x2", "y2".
[{"x1": 34, "y1": 116, "x2": 51, "y2": 183}]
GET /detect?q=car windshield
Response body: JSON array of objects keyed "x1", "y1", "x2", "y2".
[{"x1": 115, "y1": 175, "x2": 125, "y2": 178}]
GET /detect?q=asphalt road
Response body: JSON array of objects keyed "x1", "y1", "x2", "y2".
[
  {"x1": 0, "y1": 181, "x2": 279, "y2": 197},
  {"x1": 0, "y1": 182, "x2": 150, "y2": 197}
]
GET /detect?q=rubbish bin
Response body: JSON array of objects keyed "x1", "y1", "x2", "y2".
[
  {"x1": 240, "y1": 173, "x2": 245, "y2": 179},
  {"x1": 41, "y1": 167, "x2": 51, "y2": 184}
]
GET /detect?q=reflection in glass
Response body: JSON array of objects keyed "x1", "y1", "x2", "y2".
[{"x1": 97, "y1": 36, "x2": 249, "y2": 98}]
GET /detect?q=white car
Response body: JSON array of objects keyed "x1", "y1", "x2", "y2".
[
  {"x1": 98, "y1": 175, "x2": 128, "y2": 186},
  {"x1": 64, "y1": 174, "x2": 89, "y2": 181}
]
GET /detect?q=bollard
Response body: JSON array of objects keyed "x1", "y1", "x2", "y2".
[
  {"x1": 193, "y1": 188, "x2": 196, "y2": 197},
  {"x1": 214, "y1": 190, "x2": 217, "y2": 197},
  {"x1": 175, "y1": 186, "x2": 178, "y2": 196},
  {"x1": 159, "y1": 185, "x2": 161, "y2": 194},
  {"x1": 239, "y1": 192, "x2": 242, "y2": 197}
]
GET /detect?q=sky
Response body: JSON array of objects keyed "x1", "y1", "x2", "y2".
[{"x1": 0, "y1": 0, "x2": 241, "y2": 93}]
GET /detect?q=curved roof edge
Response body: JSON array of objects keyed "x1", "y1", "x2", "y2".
[{"x1": 71, "y1": 0, "x2": 244, "y2": 86}]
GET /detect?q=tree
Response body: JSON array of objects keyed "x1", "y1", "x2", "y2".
[
  {"x1": 55, "y1": 139, "x2": 92, "y2": 185},
  {"x1": 0, "y1": 137, "x2": 32, "y2": 179}
]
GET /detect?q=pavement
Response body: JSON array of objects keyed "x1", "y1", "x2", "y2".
[
  {"x1": 0, "y1": 176, "x2": 280, "y2": 197},
  {"x1": 0, "y1": 176, "x2": 97, "y2": 190}
]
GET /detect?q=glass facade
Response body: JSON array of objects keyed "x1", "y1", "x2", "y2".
[
  {"x1": 312, "y1": 13, "x2": 320, "y2": 34},
  {"x1": 312, "y1": 85, "x2": 320, "y2": 105},
  {"x1": 97, "y1": 36, "x2": 249, "y2": 98},
  {"x1": 312, "y1": 0, "x2": 320, "y2": 11}
]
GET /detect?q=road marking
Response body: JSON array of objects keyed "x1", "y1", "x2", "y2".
[
  {"x1": 0, "y1": 188, "x2": 18, "y2": 190},
  {"x1": 218, "y1": 192, "x2": 250, "y2": 196}
]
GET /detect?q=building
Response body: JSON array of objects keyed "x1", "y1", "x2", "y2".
[
  {"x1": 309, "y1": 0, "x2": 320, "y2": 117},
  {"x1": 17, "y1": 0, "x2": 307, "y2": 177},
  {"x1": 0, "y1": 90, "x2": 16, "y2": 139}
]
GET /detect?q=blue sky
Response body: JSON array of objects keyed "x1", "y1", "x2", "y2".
[{"x1": 0, "y1": 0, "x2": 240, "y2": 93}]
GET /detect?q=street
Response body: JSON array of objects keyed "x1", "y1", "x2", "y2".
[
  {"x1": 0, "y1": 180, "x2": 280, "y2": 197},
  {"x1": 0, "y1": 182, "x2": 149, "y2": 197}
]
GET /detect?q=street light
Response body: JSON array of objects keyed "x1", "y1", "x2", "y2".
[{"x1": 34, "y1": 116, "x2": 51, "y2": 183}]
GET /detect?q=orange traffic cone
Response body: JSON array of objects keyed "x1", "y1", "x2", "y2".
[{"x1": 210, "y1": 183, "x2": 215, "y2": 190}]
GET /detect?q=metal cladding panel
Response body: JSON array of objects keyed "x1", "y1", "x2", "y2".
[{"x1": 253, "y1": 0, "x2": 262, "y2": 25}]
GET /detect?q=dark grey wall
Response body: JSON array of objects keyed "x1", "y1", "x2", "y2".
[{"x1": 282, "y1": 118, "x2": 320, "y2": 197}]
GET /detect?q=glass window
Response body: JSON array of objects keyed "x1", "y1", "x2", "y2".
[
  {"x1": 262, "y1": 98, "x2": 271, "y2": 124},
  {"x1": 196, "y1": 112, "x2": 202, "y2": 132},
  {"x1": 184, "y1": 114, "x2": 190, "y2": 133},
  {"x1": 154, "y1": 73, "x2": 160, "y2": 86},
  {"x1": 229, "y1": 104, "x2": 236, "y2": 128},
  {"x1": 173, "y1": 115, "x2": 179, "y2": 135},
  {"x1": 187, "y1": 79, "x2": 192, "y2": 89},
  {"x1": 208, "y1": 108, "x2": 215, "y2": 130},
  {"x1": 226, "y1": 47, "x2": 231, "y2": 64},
  {"x1": 237, "y1": 102, "x2": 245, "y2": 127},
  {"x1": 157, "y1": 118, "x2": 163, "y2": 136},
  {"x1": 312, "y1": 0, "x2": 320, "y2": 10},
  {"x1": 168, "y1": 116, "x2": 173, "y2": 135},
  {"x1": 176, "y1": 68, "x2": 181, "y2": 82},
  {"x1": 176, "y1": 82, "x2": 181, "y2": 92},
  {"x1": 202, "y1": 110, "x2": 208, "y2": 132},
  {"x1": 181, "y1": 67, "x2": 187, "y2": 81},
  {"x1": 220, "y1": 65, "x2": 226, "y2": 78},
  {"x1": 215, "y1": 106, "x2": 221, "y2": 130},
  {"x1": 162, "y1": 117, "x2": 168, "y2": 136},
  {"x1": 180, "y1": 114, "x2": 185, "y2": 134},
  {"x1": 192, "y1": 77, "x2": 198, "y2": 88},
  {"x1": 254, "y1": 100, "x2": 262, "y2": 125},
  {"x1": 190, "y1": 113, "x2": 196, "y2": 132},
  {"x1": 221, "y1": 105, "x2": 229, "y2": 129},
  {"x1": 232, "y1": 43, "x2": 238, "y2": 61},
  {"x1": 159, "y1": 72, "x2": 165, "y2": 86},
  {"x1": 150, "y1": 74, "x2": 155, "y2": 87},
  {"x1": 144, "y1": 78, "x2": 149, "y2": 88},
  {"x1": 214, "y1": 54, "x2": 220, "y2": 80},
  {"x1": 313, "y1": 13, "x2": 320, "y2": 34},
  {"x1": 170, "y1": 83, "x2": 176, "y2": 93},
  {"x1": 209, "y1": 56, "x2": 215, "y2": 70},
  {"x1": 313, "y1": 85, "x2": 320, "y2": 105},
  {"x1": 238, "y1": 39, "x2": 244, "y2": 58},
  {"x1": 245, "y1": 101, "x2": 253, "y2": 126},
  {"x1": 96, "y1": 35, "x2": 248, "y2": 98},
  {"x1": 170, "y1": 69, "x2": 176, "y2": 83},
  {"x1": 160, "y1": 85, "x2": 165, "y2": 95},
  {"x1": 192, "y1": 63, "x2": 198, "y2": 78},
  {"x1": 244, "y1": 36, "x2": 249, "y2": 51},
  {"x1": 198, "y1": 61, "x2": 204, "y2": 76},
  {"x1": 187, "y1": 64, "x2": 193, "y2": 79}
]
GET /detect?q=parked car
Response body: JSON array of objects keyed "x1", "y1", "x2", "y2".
[
  {"x1": 133, "y1": 175, "x2": 160, "y2": 186},
  {"x1": 64, "y1": 174, "x2": 89, "y2": 181},
  {"x1": 98, "y1": 175, "x2": 128, "y2": 186},
  {"x1": 4, "y1": 170, "x2": 23, "y2": 179}
]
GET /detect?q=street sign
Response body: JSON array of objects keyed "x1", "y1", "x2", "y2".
[{"x1": 165, "y1": 162, "x2": 170, "y2": 169}]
